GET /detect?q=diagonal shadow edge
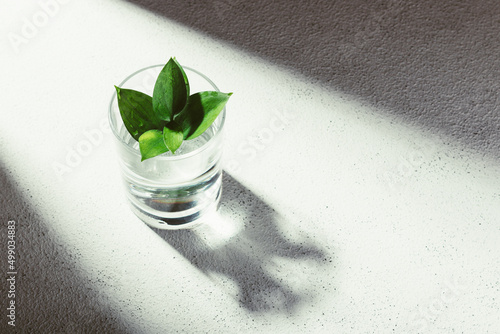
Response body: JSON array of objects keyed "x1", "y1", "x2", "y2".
[
  {"x1": 0, "y1": 161, "x2": 134, "y2": 333},
  {"x1": 123, "y1": 0, "x2": 500, "y2": 160}
]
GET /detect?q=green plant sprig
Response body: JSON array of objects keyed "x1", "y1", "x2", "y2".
[{"x1": 115, "y1": 58, "x2": 232, "y2": 161}]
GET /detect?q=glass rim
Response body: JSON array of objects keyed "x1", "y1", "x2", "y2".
[{"x1": 108, "y1": 64, "x2": 226, "y2": 161}]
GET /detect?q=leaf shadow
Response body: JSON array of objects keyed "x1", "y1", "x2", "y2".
[{"x1": 151, "y1": 172, "x2": 332, "y2": 313}]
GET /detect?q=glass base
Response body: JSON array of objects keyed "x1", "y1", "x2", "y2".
[{"x1": 126, "y1": 174, "x2": 223, "y2": 230}]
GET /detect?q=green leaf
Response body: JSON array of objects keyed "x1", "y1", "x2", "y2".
[
  {"x1": 163, "y1": 122, "x2": 184, "y2": 154},
  {"x1": 175, "y1": 91, "x2": 232, "y2": 140},
  {"x1": 115, "y1": 86, "x2": 164, "y2": 141},
  {"x1": 138, "y1": 129, "x2": 169, "y2": 161},
  {"x1": 153, "y1": 57, "x2": 190, "y2": 121}
]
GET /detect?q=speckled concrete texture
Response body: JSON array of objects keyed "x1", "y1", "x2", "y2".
[
  {"x1": 128, "y1": 0, "x2": 500, "y2": 158},
  {"x1": 1, "y1": 0, "x2": 499, "y2": 333},
  {"x1": 0, "y1": 162, "x2": 133, "y2": 333}
]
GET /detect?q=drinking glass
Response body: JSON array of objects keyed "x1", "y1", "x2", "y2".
[{"x1": 108, "y1": 65, "x2": 225, "y2": 229}]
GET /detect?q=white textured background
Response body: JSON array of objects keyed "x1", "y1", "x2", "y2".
[{"x1": 1, "y1": 0, "x2": 499, "y2": 333}]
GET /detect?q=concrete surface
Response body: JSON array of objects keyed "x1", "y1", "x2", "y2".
[{"x1": 1, "y1": 0, "x2": 499, "y2": 333}]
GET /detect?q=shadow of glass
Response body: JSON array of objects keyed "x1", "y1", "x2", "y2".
[
  {"x1": 152, "y1": 172, "x2": 331, "y2": 313},
  {"x1": 123, "y1": 0, "x2": 500, "y2": 158},
  {"x1": 0, "y1": 162, "x2": 131, "y2": 333}
]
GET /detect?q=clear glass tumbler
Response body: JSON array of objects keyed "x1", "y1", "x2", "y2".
[{"x1": 108, "y1": 65, "x2": 225, "y2": 229}]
